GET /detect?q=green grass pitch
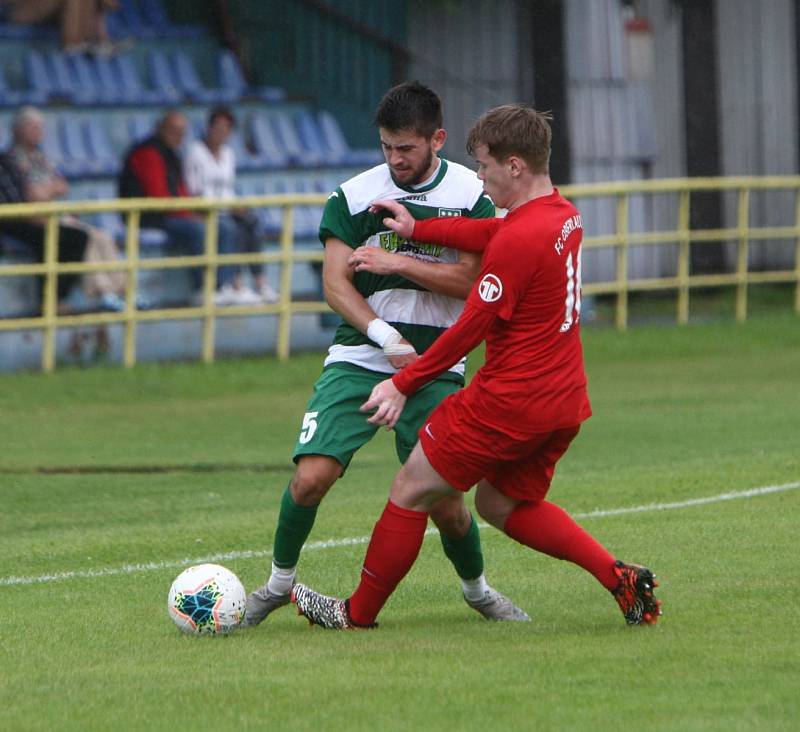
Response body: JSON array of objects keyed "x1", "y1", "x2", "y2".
[{"x1": 1, "y1": 314, "x2": 799, "y2": 731}]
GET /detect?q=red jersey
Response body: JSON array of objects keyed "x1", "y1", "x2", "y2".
[{"x1": 392, "y1": 188, "x2": 591, "y2": 437}]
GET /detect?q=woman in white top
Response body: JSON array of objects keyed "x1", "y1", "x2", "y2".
[{"x1": 184, "y1": 106, "x2": 277, "y2": 304}]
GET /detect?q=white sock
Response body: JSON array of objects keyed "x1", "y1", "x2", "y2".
[
  {"x1": 267, "y1": 562, "x2": 296, "y2": 596},
  {"x1": 461, "y1": 574, "x2": 489, "y2": 602}
]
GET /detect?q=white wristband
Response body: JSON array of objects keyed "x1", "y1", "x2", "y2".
[
  {"x1": 367, "y1": 318, "x2": 416, "y2": 357},
  {"x1": 367, "y1": 318, "x2": 400, "y2": 348}
]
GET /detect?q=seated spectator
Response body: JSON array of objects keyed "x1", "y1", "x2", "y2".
[
  {"x1": 184, "y1": 105, "x2": 278, "y2": 304},
  {"x1": 3, "y1": 0, "x2": 127, "y2": 56},
  {"x1": 0, "y1": 150, "x2": 86, "y2": 312},
  {"x1": 118, "y1": 109, "x2": 242, "y2": 305},
  {"x1": 5, "y1": 106, "x2": 128, "y2": 312}
]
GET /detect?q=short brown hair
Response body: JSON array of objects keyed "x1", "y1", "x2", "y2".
[
  {"x1": 466, "y1": 105, "x2": 552, "y2": 174},
  {"x1": 373, "y1": 81, "x2": 443, "y2": 138},
  {"x1": 208, "y1": 105, "x2": 236, "y2": 128}
]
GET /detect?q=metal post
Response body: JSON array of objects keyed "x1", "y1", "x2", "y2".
[
  {"x1": 735, "y1": 188, "x2": 749, "y2": 322},
  {"x1": 41, "y1": 214, "x2": 59, "y2": 373},
  {"x1": 677, "y1": 190, "x2": 691, "y2": 324},
  {"x1": 795, "y1": 190, "x2": 800, "y2": 315},
  {"x1": 615, "y1": 194, "x2": 629, "y2": 330},
  {"x1": 123, "y1": 209, "x2": 140, "y2": 368},
  {"x1": 201, "y1": 208, "x2": 219, "y2": 364},
  {"x1": 277, "y1": 205, "x2": 295, "y2": 360}
]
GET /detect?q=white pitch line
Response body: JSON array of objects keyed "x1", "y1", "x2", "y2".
[{"x1": 2, "y1": 480, "x2": 798, "y2": 588}]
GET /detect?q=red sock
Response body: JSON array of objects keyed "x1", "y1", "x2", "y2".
[
  {"x1": 504, "y1": 500, "x2": 618, "y2": 591},
  {"x1": 348, "y1": 501, "x2": 428, "y2": 626}
]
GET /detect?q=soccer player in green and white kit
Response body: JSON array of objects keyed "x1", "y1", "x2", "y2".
[{"x1": 244, "y1": 82, "x2": 528, "y2": 626}]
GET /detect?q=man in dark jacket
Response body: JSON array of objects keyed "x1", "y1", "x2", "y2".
[
  {"x1": 118, "y1": 109, "x2": 237, "y2": 299},
  {"x1": 0, "y1": 151, "x2": 86, "y2": 311}
]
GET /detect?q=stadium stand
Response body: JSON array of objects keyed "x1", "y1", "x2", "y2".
[{"x1": 0, "y1": 0, "x2": 381, "y2": 354}]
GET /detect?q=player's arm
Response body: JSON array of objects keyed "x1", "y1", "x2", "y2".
[
  {"x1": 323, "y1": 237, "x2": 382, "y2": 333},
  {"x1": 360, "y1": 303, "x2": 496, "y2": 428},
  {"x1": 349, "y1": 246, "x2": 480, "y2": 299},
  {"x1": 323, "y1": 237, "x2": 417, "y2": 368},
  {"x1": 370, "y1": 198, "x2": 501, "y2": 253}
]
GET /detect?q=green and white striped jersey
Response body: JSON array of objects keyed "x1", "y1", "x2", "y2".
[{"x1": 319, "y1": 158, "x2": 495, "y2": 377}]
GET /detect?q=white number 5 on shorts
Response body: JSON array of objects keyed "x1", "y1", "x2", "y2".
[{"x1": 298, "y1": 411, "x2": 319, "y2": 444}]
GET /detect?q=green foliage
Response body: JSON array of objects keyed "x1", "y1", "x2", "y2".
[{"x1": 1, "y1": 316, "x2": 799, "y2": 730}]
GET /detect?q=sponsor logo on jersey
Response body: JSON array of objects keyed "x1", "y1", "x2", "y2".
[
  {"x1": 478, "y1": 273, "x2": 503, "y2": 303},
  {"x1": 399, "y1": 193, "x2": 428, "y2": 202},
  {"x1": 378, "y1": 231, "x2": 443, "y2": 258},
  {"x1": 437, "y1": 207, "x2": 462, "y2": 217}
]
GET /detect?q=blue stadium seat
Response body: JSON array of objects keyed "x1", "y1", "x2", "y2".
[
  {"x1": 253, "y1": 179, "x2": 284, "y2": 236},
  {"x1": 317, "y1": 110, "x2": 382, "y2": 167},
  {"x1": 236, "y1": 178, "x2": 280, "y2": 236},
  {"x1": 24, "y1": 50, "x2": 57, "y2": 103},
  {"x1": 92, "y1": 55, "x2": 128, "y2": 104},
  {"x1": 115, "y1": 0, "x2": 156, "y2": 39},
  {"x1": 126, "y1": 112, "x2": 156, "y2": 145},
  {"x1": 69, "y1": 54, "x2": 119, "y2": 106},
  {"x1": 249, "y1": 114, "x2": 290, "y2": 169},
  {"x1": 217, "y1": 50, "x2": 286, "y2": 103},
  {"x1": 297, "y1": 110, "x2": 344, "y2": 166},
  {"x1": 47, "y1": 50, "x2": 96, "y2": 105},
  {"x1": 68, "y1": 54, "x2": 104, "y2": 103},
  {"x1": 228, "y1": 129, "x2": 265, "y2": 172},
  {"x1": 146, "y1": 50, "x2": 184, "y2": 103},
  {"x1": 172, "y1": 50, "x2": 233, "y2": 103},
  {"x1": 82, "y1": 184, "x2": 169, "y2": 249},
  {"x1": 290, "y1": 177, "x2": 325, "y2": 238},
  {"x1": 58, "y1": 116, "x2": 103, "y2": 176},
  {"x1": 105, "y1": 0, "x2": 203, "y2": 40},
  {"x1": 40, "y1": 114, "x2": 72, "y2": 176},
  {"x1": 103, "y1": 6, "x2": 127, "y2": 40},
  {"x1": 119, "y1": 53, "x2": 175, "y2": 104},
  {"x1": 0, "y1": 64, "x2": 44, "y2": 107},
  {"x1": 82, "y1": 118, "x2": 120, "y2": 176},
  {"x1": 268, "y1": 112, "x2": 324, "y2": 168},
  {"x1": 139, "y1": 0, "x2": 204, "y2": 39},
  {"x1": 216, "y1": 50, "x2": 247, "y2": 99},
  {"x1": 138, "y1": 0, "x2": 170, "y2": 28}
]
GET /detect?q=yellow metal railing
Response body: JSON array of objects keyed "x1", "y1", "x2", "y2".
[
  {"x1": 0, "y1": 194, "x2": 327, "y2": 372},
  {"x1": 0, "y1": 177, "x2": 799, "y2": 372},
  {"x1": 561, "y1": 176, "x2": 800, "y2": 328}
]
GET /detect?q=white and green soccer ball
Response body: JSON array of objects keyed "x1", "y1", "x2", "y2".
[{"x1": 167, "y1": 563, "x2": 246, "y2": 635}]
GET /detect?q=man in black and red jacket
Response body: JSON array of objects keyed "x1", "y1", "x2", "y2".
[
  {"x1": 0, "y1": 151, "x2": 86, "y2": 312},
  {"x1": 118, "y1": 109, "x2": 236, "y2": 296}
]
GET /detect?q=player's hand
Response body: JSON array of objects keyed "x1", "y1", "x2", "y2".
[
  {"x1": 387, "y1": 339, "x2": 418, "y2": 369},
  {"x1": 349, "y1": 245, "x2": 403, "y2": 275},
  {"x1": 361, "y1": 378, "x2": 407, "y2": 429},
  {"x1": 369, "y1": 199, "x2": 415, "y2": 239}
]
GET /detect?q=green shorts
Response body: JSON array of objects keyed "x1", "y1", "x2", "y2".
[{"x1": 292, "y1": 362, "x2": 462, "y2": 469}]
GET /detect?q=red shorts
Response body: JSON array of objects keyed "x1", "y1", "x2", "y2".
[{"x1": 418, "y1": 392, "x2": 580, "y2": 502}]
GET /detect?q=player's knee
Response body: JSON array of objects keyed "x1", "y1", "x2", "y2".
[{"x1": 290, "y1": 458, "x2": 340, "y2": 506}]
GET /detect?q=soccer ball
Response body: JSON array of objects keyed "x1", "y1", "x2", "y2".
[{"x1": 167, "y1": 563, "x2": 246, "y2": 635}]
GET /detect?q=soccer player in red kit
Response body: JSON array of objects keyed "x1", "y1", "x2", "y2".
[{"x1": 292, "y1": 105, "x2": 661, "y2": 629}]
